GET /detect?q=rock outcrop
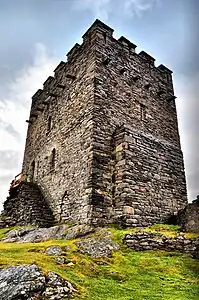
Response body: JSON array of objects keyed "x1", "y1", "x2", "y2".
[
  {"x1": 0, "y1": 264, "x2": 75, "y2": 300},
  {"x1": 3, "y1": 224, "x2": 95, "y2": 243}
]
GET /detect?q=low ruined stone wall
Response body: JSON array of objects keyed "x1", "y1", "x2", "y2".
[
  {"x1": 1, "y1": 182, "x2": 55, "y2": 227},
  {"x1": 123, "y1": 232, "x2": 199, "y2": 258},
  {"x1": 177, "y1": 197, "x2": 199, "y2": 233}
]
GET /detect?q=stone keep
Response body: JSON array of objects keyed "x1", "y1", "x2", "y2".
[{"x1": 22, "y1": 19, "x2": 187, "y2": 227}]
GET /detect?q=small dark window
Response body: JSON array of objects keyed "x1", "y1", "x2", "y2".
[
  {"x1": 50, "y1": 148, "x2": 56, "y2": 170},
  {"x1": 47, "y1": 116, "x2": 52, "y2": 132},
  {"x1": 37, "y1": 161, "x2": 40, "y2": 175},
  {"x1": 166, "y1": 74, "x2": 171, "y2": 82},
  {"x1": 29, "y1": 160, "x2": 35, "y2": 181},
  {"x1": 103, "y1": 32, "x2": 107, "y2": 43},
  {"x1": 140, "y1": 104, "x2": 146, "y2": 121}
]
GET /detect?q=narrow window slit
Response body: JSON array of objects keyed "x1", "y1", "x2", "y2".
[
  {"x1": 140, "y1": 103, "x2": 146, "y2": 121},
  {"x1": 50, "y1": 148, "x2": 56, "y2": 170},
  {"x1": 47, "y1": 116, "x2": 52, "y2": 132}
]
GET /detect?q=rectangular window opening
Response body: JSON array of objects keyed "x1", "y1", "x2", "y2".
[
  {"x1": 140, "y1": 103, "x2": 146, "y2": 121},
  {"x1": 50, "y1": 148, "x2": 56, "y2": 170},
  {"x1": 47, "y1": 116, "x2": 52, "y2": 132}
]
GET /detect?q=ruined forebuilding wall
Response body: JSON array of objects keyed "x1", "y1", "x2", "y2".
[
  {"x1": 22, "y1": 39, "x2": 96, "y2": 223},
  {"x1": 87, "y1": 21, "x2": 187, "y2": 225}
]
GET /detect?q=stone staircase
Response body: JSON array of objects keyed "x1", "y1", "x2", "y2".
[{"x1": 1, "y1": 182, "x2": 55, "y2": 227}]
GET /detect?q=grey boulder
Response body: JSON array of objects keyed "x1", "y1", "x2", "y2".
[
  {"x1": 0, "y1": 264, "x2": 75, "y2": 300},
  {"x1": 76, "y1": 237, "x2": 120, "y2": 257},
  {"x1": 0, "y1": 264, "x2": 45, "y2": 300},
  {"x1": 45, "y1": 246, "x2": 63, "y2": 256}
]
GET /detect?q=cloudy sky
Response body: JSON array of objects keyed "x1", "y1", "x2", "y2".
[{"x1": 0, "y1": 0, "x2": 198, "y2": 210}]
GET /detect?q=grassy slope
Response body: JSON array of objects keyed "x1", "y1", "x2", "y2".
[{"x1": 0, "y1": 225, "x2": 198, "y2": 300}]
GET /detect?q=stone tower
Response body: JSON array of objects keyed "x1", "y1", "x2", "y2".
[{"x1": 22, "y1": 19, "x2": 187, "y2": 227}]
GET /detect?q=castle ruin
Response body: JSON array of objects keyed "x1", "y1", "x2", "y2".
[{"x1": 3, "y1": 20, "x2": 188, "y2": 227}]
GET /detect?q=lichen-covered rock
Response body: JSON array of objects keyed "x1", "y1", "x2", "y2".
[
  {"x1": 3, "y1": 224, "x2": 95, "y2": 243},
  {"x1": 45, "y1": 246, "x2": 63, "y2": 256},
  {"x1": 0, "y1": 265, "x2": 75, "y2": 300},
  {"x1": 2, "y1": 226, "x2": 36, "y2": 242},
  {"x1": 76, "y1": 237, "x2": 119, "y2": 257},
  {"x1": 0, "y1": 264, "x2": 45, "y2": 300},
  {"x1": 54, "y1": 257, "x2": 66, "y2": 265},
  {"x1": 63, "y1": 224, "x2": 95, "y2": 239},
  {"x1": 2, "y1": 225, "x2": 66, "y2": 243},
  {"x1": 44, "y1": 272, "x2": 76, "y2": 299}
]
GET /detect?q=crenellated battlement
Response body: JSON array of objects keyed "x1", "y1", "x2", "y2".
[
  {"x1": 82, "y1": 19, "x2": 114, "y2": 40},
  {"x1": 57, "y1": 19, "x2": 173, "y2": 87},
  {"x1": 29, "y1": 19, "x2": 175, "y2": 131},
  {"x1": 118, "y1": 36, "x2": 137, "y2": 51},
  {"x1": 138, "y1": 50, "x2": 155, "y2": 65}
]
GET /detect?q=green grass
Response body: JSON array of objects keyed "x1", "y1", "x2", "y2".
[{"x1": 0, "y1": 225, "x2": 198, "y2": 300}]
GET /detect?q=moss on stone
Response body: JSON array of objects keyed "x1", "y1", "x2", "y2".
[{"x1": 0, "y1": 225, "x2": 198, "y2": 300}]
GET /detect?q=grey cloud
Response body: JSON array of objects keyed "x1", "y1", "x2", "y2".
[
  {"x1": 73, "y1": 0, "x2": 159, "y2": 20},
  {"x1": 175, "y1": 72, "x2": 199, "y2": 202},
  {"x1": 0, "y1": 120, "x2": 21, "y2": 140},
  {"x1": 0, "y1": 174, "x2": 13, "y2": 208},
  {"x1": 0, "y1": 150, "x2": 21, "y2": 170},
  {"x1": 0, "y1": 174, "x2": 13, "y2": 185}
]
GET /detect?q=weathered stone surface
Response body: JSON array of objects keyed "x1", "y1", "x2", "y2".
[
  {"x1": 123, "y1": 232, "x2": 199, "y2": 258},
  {"x1": 177, "y1": 196, "x2": 199, "y2": 233},
  {"x1": 2, "y1": 19, "x2": 187, "y2": 228},
  {"x1": 2, "y1": 226, "x2": 36, "y2": 242},
  {"x1": 0, "y1": 217, "x2": 14, "y2": 229},
  {"x1": 46, "y1": 246, "x2": 63, "y2": 256},
  {"x1": 44, "y1": 271, "x2": 76, "y2": 299},
  {"x1": 193, "y1": 245, "x2": 199, "y2": 259},
  {"x1": 76, "y1": 237, "x2": 119, "y2": 257},
  {"x1": 0, "y1": 265, "x2": 45, "y2": 300},
  {"x1": 2, "y1": 183, "x2": 55, "y2": 227},
  {"x1": 3, "y1": 224, "x2": 95, "y2": 243},
  {"x1": 63, "y1": 224, "x2": 95, "y2": 239},
  {"x1": 0, "y1": 265, "x2": 75, "y2": 300},
  {"x1": 54, "y1": 257, "x2": 66, "y2": 264}
]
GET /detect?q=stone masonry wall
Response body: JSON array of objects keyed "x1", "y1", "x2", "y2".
[
  {"x1": 121, "y1": 126, "x2": 186, "y2": 227},
  {"x1": 177, "y1": 196, "x2": 199, "y2": 233},
  {"x1": 2, "y1": 183, "x2": 55, "y2": 227},
  {"x1": 123, "y1": 232, "x2": 199, "y2": 259},
  {"x1": 21, "y1": 20, "x2": 187, "y2": 227},
  {"x1": 22, "y1": 37, "x2": 96, "y2": 224},
  {"x1": 87, "y1": 20, "x2": 187, "y2": 225}
]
